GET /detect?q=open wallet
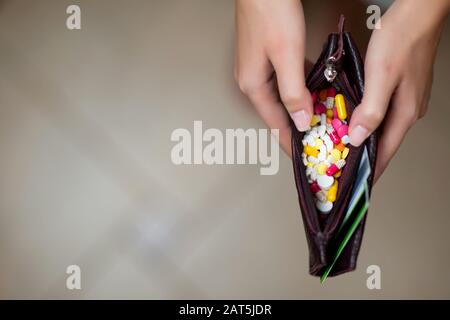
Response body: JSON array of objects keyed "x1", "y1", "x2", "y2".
[{"x1": 291, "y1": 15, "x2": 378, "y2": 281}]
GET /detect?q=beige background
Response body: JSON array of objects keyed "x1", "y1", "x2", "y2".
[{"x1": 0, "y1": 0, "x2": 449, "y2": 299}]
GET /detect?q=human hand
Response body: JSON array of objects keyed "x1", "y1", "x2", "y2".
[
  {"x1": 235, "y1": 0, "x2": 312, "y2": 156},
  {"x1": 348, "y1": 0, "x2": 450, "y2": 182}
]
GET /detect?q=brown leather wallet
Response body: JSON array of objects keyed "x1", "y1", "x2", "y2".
[{"x1": 291, "y1": 15, "x2": 378, "y2": 277}]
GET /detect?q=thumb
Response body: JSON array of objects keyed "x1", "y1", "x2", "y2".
[{"x1": 349, "y1": 62, "x2": 398, "y2": 146}]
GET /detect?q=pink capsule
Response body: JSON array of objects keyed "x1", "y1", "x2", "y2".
[
  {"x1": 310, "y1": 181, "x2": 321, "y2": 194},
  {"x1": 327, "y1": 127, "x2": 341, "y2": 144},
  {"x1": 314, "y1": 102, "x2": 327, "y2": 114},
  {"x1": 337, "y1": 124, "x2": 349, "y2": 138},
  {"x1": 332, "y1": 119, "x2": 343, "y2": 131}
]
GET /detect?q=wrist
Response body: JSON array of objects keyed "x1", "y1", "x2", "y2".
[{"x1": 394, "y1": 0, "x2": 450, "y2": 25}]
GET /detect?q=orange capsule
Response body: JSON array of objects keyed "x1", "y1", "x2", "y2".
[{"x1": 336, "y1": 142, "x2": 346, "y2": 152}]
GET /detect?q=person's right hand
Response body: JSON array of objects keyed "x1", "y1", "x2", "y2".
[{"x1": 235, "y1": 0, "x2": 312, "y2": 156}]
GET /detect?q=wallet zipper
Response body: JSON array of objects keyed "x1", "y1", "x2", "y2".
[
  {"x1": 324, "y1": 57, "x2": 338, "y2": 82},
  {"x1": 308, "y1": 55, "x2": 342, "y2": 90},
  {"x1": 309, "y1": 15, "x2": 346, "y2": 89}
]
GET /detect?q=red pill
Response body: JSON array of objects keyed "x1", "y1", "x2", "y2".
[
  {"x1": 327, "y1": 127, "x2": 341, "y2": 144},
  {"x1": 310, "y1": 181, "x2": 321, "y2": 194},
  {"x1": 326, "y1": 159, "x2": 346, "y2": 176},
  {"x1": 311, "y1": 91, "x2": 318, "y2": 104},
  {"x1": 327, "y1": 87, "x2": 337, "y2": 97},
  {"x1": 326, "y1": 164, "x2": 339, "y2": 176},
  {"x1": 314, "y1": 102, "x2": 327, "y2": 114}
]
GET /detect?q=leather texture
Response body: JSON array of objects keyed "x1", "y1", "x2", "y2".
[{"x1": 291, "y1": 16, "x2": 378, "y2": 277}]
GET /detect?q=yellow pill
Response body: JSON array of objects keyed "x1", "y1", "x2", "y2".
[
  {"x1": 335, "y1": 94, "x2": 347, "y2": 120},
  {"x1": 334, "y1": 171, "x2": 342, "y2": 178},
  {"x1": 319, "y1": 89, "x2": 328, "y2": 101},
  {"x1": 304, "y1": 145, "x2": 319, "y2": 157},
  {"x1": 316, "y1": 164, "x2": 327, "y2": 175},
  {"x1": 331, "y1": 148, "x2": 341, "y2": 161},
  {"x1": 326, "y1": 109, "x2": 334, "y2": 118},
  {"x1": 307, "y1": 162, "x2": 314, "y2": 167},
  {"x1": 327, "y1": 181, "x2": 338, "y2": 202},
  {"x1": 342, "y1": 147, "x2": 350, "y2": 159},
  {"x1": 314, "y1": 138, "x2": 324, "y2": 148},
  {"x1": 310, "y1": 115, "x2": 320, "y2": 126}
]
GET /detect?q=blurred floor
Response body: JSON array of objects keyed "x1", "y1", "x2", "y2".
[{"x1": 0, "y1": 0, "x2": 449, "y2": 299}]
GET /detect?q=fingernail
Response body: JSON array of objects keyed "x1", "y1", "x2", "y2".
[
  {"x1": 349, "y1": 125, "x2": 369, "y2": 146},
  {"x1": 290, "y1": 110, "x2": 311, "y2": 132}
]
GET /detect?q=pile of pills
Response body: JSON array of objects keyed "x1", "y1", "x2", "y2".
[{"x1": 301, "y1": 87, "x2": 350, "y2": 213}]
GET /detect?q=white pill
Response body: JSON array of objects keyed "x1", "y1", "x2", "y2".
[
  {"x1": 323, "y1": 135, "x2": 333, "y2": 152},
  {"x1": 326, "y1": 154, "x2": 335, "y2": 164},
  {"x1": 326, "y1": 97, "x2": 334, "y2": 109},
  {"x1": 341, "y1": 135, "x2": 350, "y2": 145},
  {"x1": 310, "y1": 170, "x2": 318, "y2": 181},
  {"x1": 302, "y1": 157, "x2": 308, "y2": 166},
  {"x1": 318, "y1": 125, "x2": 326, "y2": 137},
  {"x1": 316, "y1": 200, "x2": 333, "y2": 213},
  {"x1": 326, "y1": 124, "x2": 333, "y2": 132},
  {"x1": 302, "y1": 139, "x2": 307, "y2": 146},
  {"x1": 316, "y1": 191, "x2": 327, "y2": 202},
  {"x1": 320, "y1": 114, "x2": 327, "y2": 126},
  {"x1": 307, "y1": 156, "x2": 319, "y2": 164},
  {"x1": 317, "y1": 174, "x2": 334, "y2": 190},
  {"x1": 318, "y1": 145, "x2": 327, "y2": 161},
  {"x1": 306, "y1": 135, "x2": 315, "y2": 146},
  {"x1": 310, "y1": 130, "x2": 319, "y2": 139}
]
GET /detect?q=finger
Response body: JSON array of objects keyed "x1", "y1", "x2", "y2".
[
  {"x1": 235, "y1": 47, "x2": 293, "y2": 156},
  {"x1": 348, "y1": 55, "x2": 400, "y2": 147},
  {"x1": 270, "y1": 49, "x2": 312, "y2": 133},
  {"x1": 246, "y1": 76, "x2": 293, "y2": 157},
  {"x1": 268, "y1": 22, "x2": 312, "y2": 132},
  {"x1": 373, "y1": 81, "x2": 418, "y2": 182}
]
